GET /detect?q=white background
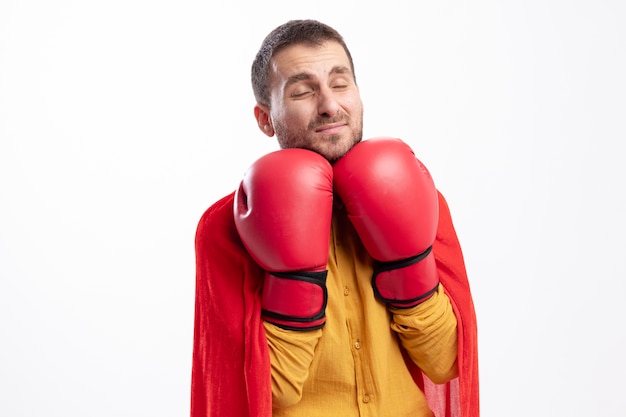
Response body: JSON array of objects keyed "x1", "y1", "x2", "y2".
[{"x1": 1, "y1": 1, "x2": 625, "y2": 416}]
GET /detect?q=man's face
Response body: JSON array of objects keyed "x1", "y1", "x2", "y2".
[{"x1": 255, "y1": 41, "x2": 364, "y2": 162}]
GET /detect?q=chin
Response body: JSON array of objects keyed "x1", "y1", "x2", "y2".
[{"x1": 320, "y1": 144, "x2": 355, "y2": 163}]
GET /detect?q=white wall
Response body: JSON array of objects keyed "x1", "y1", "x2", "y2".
[{"x1": 1, "y1": 1, "x2": 624, "y2": 416}]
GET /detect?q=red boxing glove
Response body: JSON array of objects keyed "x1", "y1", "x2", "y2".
[
  {"x1": 333, "y1": 137, "x2": 439, "y2": 308},
  {"x1": 234, "y1": 149, "x2": 333, "y2": 330}
]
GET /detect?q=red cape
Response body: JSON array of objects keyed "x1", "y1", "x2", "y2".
[{"x1": 191, "y1": 191, "x2": 479, "y2": 417}]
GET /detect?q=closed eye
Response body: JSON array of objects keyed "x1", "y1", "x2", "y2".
[{"x1": 291, "y1": 89, "x2": 314, "y2": 98}]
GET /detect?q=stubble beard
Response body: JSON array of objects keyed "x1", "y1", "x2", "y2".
[{"x1": 274, "y1": 112, "x2": 364, "y2": 163}]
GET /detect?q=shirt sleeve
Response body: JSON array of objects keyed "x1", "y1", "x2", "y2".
[
  {"x1": 263, "y1": 322, "x2": 322, "y2": 409},
  {"x1": 389, "y1": 284, "x2": 459, "y2": 384}
]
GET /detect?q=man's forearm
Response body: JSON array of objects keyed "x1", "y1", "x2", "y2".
[
  {"x1": 264, "y1": 322, "x2": 322, "y2": 408},
  {"x1": 390, "y1": 284, "x2": 459, "y2": 384}
]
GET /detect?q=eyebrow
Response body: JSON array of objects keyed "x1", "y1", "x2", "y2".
[{"x1": 285, "y1": 65, "x2": 353, "y2": 88}]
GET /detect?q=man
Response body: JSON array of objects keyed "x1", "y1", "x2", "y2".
[{"x1": 191, "y1": 19, "x2": 478, "y2": 417}]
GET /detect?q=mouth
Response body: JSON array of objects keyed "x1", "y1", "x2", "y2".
[{"x1": 314, "y1": 122, "x2": 348, "y2": 135}]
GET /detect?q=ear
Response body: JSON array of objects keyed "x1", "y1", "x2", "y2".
[{"x1": 254, "y1": 104, "x2": 275, "y2": 137}]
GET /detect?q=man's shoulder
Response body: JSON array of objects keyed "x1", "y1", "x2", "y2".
[
  {"x1": 199, "y1": 192, "x2": 236, "y2": 224},
  {"x1": 195, "y1": 191, "x2": 238, "y2": 246}
]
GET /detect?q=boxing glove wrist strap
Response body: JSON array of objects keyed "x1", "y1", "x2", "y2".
[
  {"x1": 374, "y1": 246, "x2": 433, "y2": 274},
  {"x1": 372, "y1": 246, "x2": 439, "y2": 308},
  {"x1": 262, "y1": 270, "x2": 328, "y2": 331}
]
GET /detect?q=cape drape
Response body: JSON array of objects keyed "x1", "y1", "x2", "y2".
[{"x1": 191, "y1": 191, "x2": 479, "y2": 417}]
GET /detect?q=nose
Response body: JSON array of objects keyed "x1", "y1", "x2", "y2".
[{"x1": 317, "y1": 86, "x2": 340, "y2": 118}]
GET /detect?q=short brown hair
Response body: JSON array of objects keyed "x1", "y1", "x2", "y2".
[{"x1": 251, "y1": 20, "x2": 356, "y2": 106}]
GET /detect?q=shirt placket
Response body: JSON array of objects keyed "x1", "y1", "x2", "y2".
[{"x1": 337, "y1": 225, "x2": 377, "y2": 417}]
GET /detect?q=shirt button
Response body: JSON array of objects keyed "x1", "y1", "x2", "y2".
[
  {"x1": 343, "y1": 286, "x2": 350, "y2": 296},
  {"x1": 354, "y1": 339, "x2": 361, "y2": 349},
  {"x1": 362, "y1": 395, "x2": 371, "y2": 403}
]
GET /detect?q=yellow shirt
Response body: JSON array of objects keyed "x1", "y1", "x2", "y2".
[{"x1": 265, "y1": 209, "x2": 458, "y2": 417}]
